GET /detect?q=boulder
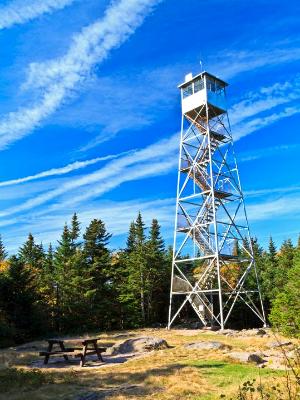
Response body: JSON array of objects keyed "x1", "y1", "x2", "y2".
[
  {"x1": 227, "y1": 351, "x2": 266, "y2": 364},
  {"x1": 106, "y1": 337, "x2": 169, "y2": 355},
  {"x1": 248, "y1": 353, "x2": 265, "y2": 364},
  {"x1": 256, "y1": 329, "x2": 267, "y2": 336},
  {"x1": 185, "y1": 341, "x2": 230, "y2": 350},
  {"x1": 267, "y1": 341, "x2": 292, "y2": 349}
]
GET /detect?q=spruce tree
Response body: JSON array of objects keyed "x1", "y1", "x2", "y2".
[
  {"x1": 270, "y1": 256, "x2": 300, "y2": 338},
  {"x1": 145, "y1": 219, "x2": 169, "y2": 323},
  {"x1": 274, "y1": 239, "x2": 294, "y2": 295},
  {"x1": 53, "y1": 224, "x2": 79, "y2": 331},
  {"x1": 4, "y1": 256, "x2": 43, "y2": 340},
  {"x1": 83, "y1": 219, "x2": 112, "y2": 329},
  {"x1": 0, "y1": 235, "x2": 7, "y2": 262},
  {"x1": 126, "y1": 222, "x2": 136, "y2": 252},
  {"x1": 121, "y1": 213, "x2": 147, "y2": 325},
  {"x1": 260, "y1": 237, "x2": 278, "y2": 302},
  {"x1": 83, "y1": 219, "x2": 111, "y2": 263},
  {"x1": 135, "y1": 212, "x2": 145, "y2": 245},
  {"x1": 55, "y1": 225, "x2": 74, "y2": 266},
  {"x1": 70, "y1": 213, "x2": 81, "y2": 248},
  {"x1": 18, "y1": 233, "x2": 45, "y2": 269}
]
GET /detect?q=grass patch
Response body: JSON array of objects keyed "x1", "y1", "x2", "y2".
[
  {"x1": 189, "y1": 360, "x2": 282, "y2": 387},
  {"x1": 0, "y1": 368, "x2": 55, "y2": 391},
  {"x1": 0, "y1": 367, "x2": 78, "y2": 393},
  {"x1": 186, "y1": 360, "x2": 284, "y2": 399}
]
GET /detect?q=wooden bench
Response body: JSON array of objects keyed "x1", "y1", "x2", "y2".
[{"x1": 39, "y1": 338, "x2": 106, "y2": 367}]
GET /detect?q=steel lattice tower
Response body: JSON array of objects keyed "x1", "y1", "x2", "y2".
[{"x1": 167, "y1": 71, "x2": 266, "y2": 330}]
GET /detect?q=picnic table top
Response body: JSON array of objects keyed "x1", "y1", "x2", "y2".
[{"x1": 46, "y1": 337, "x2": 101, "y2": 344}]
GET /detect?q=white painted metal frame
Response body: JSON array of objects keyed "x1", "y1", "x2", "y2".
[{"x1": 168, "y1": 72, "x2": 266, "y2": 330}]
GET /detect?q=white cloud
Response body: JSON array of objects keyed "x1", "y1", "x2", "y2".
[
  {"x1": 0, "y1": 0, "x2": 77, "y2": 29},
  {"x1": 211, "y1": 46, "x2": 300, "y2": 80},
  {"x1": 245, "y1": 184, "x2": 300, "y2": 198},
  {"x1": 247, "y1": 194, "x2": 300, "y2": 222},
  {"x1": 230, "y1": 77, "x2": 300, "y2": 126},
  {"x1": 232, "y1": 106, "x2": 300, "y2": 141},
  {"x1": 0, "y1": 0, "x2": 161, "y2": 149},
  {"x1": 3, "y1": 197, "x2": 175, "y2": 252},
  {"x1": 0, "y1": 133, "x2": 178, "y2": 218},
  {"x1": 239, "y1": 144, "x2": 300, "y2": 163},
  {"x1": 0, "y1": 150, "x2": 132, "y2": 187}
]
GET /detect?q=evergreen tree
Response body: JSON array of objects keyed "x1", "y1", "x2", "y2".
[
  {"x1": 260, "y1": 237, "x2": 278, "y2": 305},
  {"x1": 3, "y1": 256, "x2": 43, "y2": 341},
  {"x1": 273, "y1": 239, "x2": 294, "y2": 296},
  {"x1": 18, "y1": 233, "x2": 45, "y2": 269},
  {"x1": 82, "y1": 219, "x2": 113, "y2": 329},
  {"x1": 135, "y1": 212, "x2": 146, "y2": 245},
  {"x1": 45, "y1": 243, "x2": 54, "y2": 275},
  {"x1": 70, "y1": 213, "x2": 81, "y2": 248},
  {"x1": 145, "y1": 219, "x2": 170, "y2": 323},
  {"x1": 270, "y1": 257, "x2": 300, "y2": 338},
  {"x1": 126, "y1": 222, "x2": 136, "y2": 252},
  {"x1": 0, "y1": 235, "x2": 7, "y2": 262},
  {"x1": 83, "y1": 219, "x2": 111, "y2": 263},
  {"x1": 53, "y1": 224, "x2": 80, "y2": 331},
  {"x1": 55, "y1": 225, "x2": 74, "y2": 267}
]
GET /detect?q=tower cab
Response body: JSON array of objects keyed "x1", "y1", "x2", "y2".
[{"x1": 178, "y1": 71, "x2": 228, "y2": 120}]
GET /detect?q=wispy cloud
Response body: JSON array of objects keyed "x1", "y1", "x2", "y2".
[
  {"x1": 245, "y1": 184, "x2": 300, "y2": 198},
  {"x1": 2, "y1": 197, "x2": 175, "y2": 252},
  {"x1": 0, "y1": 0, "x2": 161, "y2": 149},
  {"x1": 230, "y1": 76, "x2": 300, "y2": 126},
  {"x1": 0, "y1": 133, "x2": 178, "y2": 218},
  {"x1": 211, "y1": 45, "x2": 300, "y2": 80},
  {"x1": 0, "y1": 0, "x2": 77, "y2": 30},
  {"x1": 233, "y1": 106, "x2": 300, "y2": 141},
  {"x1": 0, "y1": 151, "x2": 132, "y2": 187},
  {"x1": 239, "y1": 143, "x2": 300, "y2": 163},
  {"x1": 247, "y1": 193, "x2": 300, "y2": 222},
  {"x1": 230, "y1": 76, "x2": 300, "y2": 141}
]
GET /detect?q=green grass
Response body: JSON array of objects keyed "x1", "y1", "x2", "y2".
[
  {"x1": 185, "y1": 360, "x2": 284, "y2": 399},
  {"x1": 0, "y1": 368, "x2": 55, "y2": 391},
  {"x1": 0, "y1": 367, "x2": 78, "y2": 393}
]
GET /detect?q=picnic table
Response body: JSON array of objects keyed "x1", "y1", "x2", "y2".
[{"x1": 39, "y1": 338, "x2": 106, "y2": 367}]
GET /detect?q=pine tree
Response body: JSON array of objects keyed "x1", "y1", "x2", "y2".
[
  {"x1": 83, "y1": 219, "x2": 112, "y2": 329},
  {"x1": 55, "y1": 225, "x2": 74, "y2": 266},
  {"x1": 45, "y1": 243, "x2": 54, "y2": 275},
  {"x1": 270, "y1": 256, "x2": 300, "y2": 338},
  {"x1": 18, "y1": 233, "x2": 45, "y2": 269},
  {"x1": 145, "y1": 219, "x2": 169, "y2": 323},
  {"x1": 268, "y1": 237, "x2": 277, "y2": 264},
  {"x1": 70, "y1": 213, "x2": 81, "y2": 248},
  {"x1": 274, "y1": 239, "x2": 294, "y2": 295},
  {"x1": 0, "y1": 235, "x2": 7, "y2": 262},
  {"x1": 83, "y1": 219, "x2": 111, "y2": 263},
  {"x1": 148, "y1": 219, "x2": 164, "y2": 253},
  {"x1": 3, "y1": 256, "x2": 43, "y2": 340},
  {"x1": 259, "y1": 237, "x2": 277, "y2": 296},
  {"x1": 53, "y1": 224, "x2": 78, "y2": 331},
  {"x1": 126, "y1": 222, "x2": 136, "y2": 252},
  {"x1": 135, "y1": 212, "x2": 145, "y2": 245}
]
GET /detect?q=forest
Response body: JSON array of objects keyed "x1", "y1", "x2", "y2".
[{"x1": 0, "y1": 212, "x2": 299, "y2": 347}]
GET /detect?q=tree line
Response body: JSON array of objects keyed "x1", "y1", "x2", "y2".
[
  {"x1": 0, "y1": 213, "x2": 299, "y2": 346},
  {"x1": 0, "y1": 213, "x2": 171, "y2": 345}
]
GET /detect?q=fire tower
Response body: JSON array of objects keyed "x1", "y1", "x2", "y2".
[{"x1": 168, "y1": 71, "x2": 266, "y2": 330}]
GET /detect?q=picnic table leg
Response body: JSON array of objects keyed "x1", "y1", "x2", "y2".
[
  {"x1": 94, "y1": 342, "x2": 104, "y2": 362},
  {"x1": 44, "y1": 342, "x2": 53, "y2": 365},
  {"x1": 59, "y1": 341, "x2": 69, "y2": 361},
  {"x1": 80, "y1": 344, "x2": 87, "y2": 367}
]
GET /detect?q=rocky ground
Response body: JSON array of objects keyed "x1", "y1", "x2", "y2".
[{"x1": 0, "y1": 327, "x2": 298, "y2": 399}]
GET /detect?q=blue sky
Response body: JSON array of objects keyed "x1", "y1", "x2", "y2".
[{"x1": 0, "y1": 0, "x2": 299, "y2": 253}]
